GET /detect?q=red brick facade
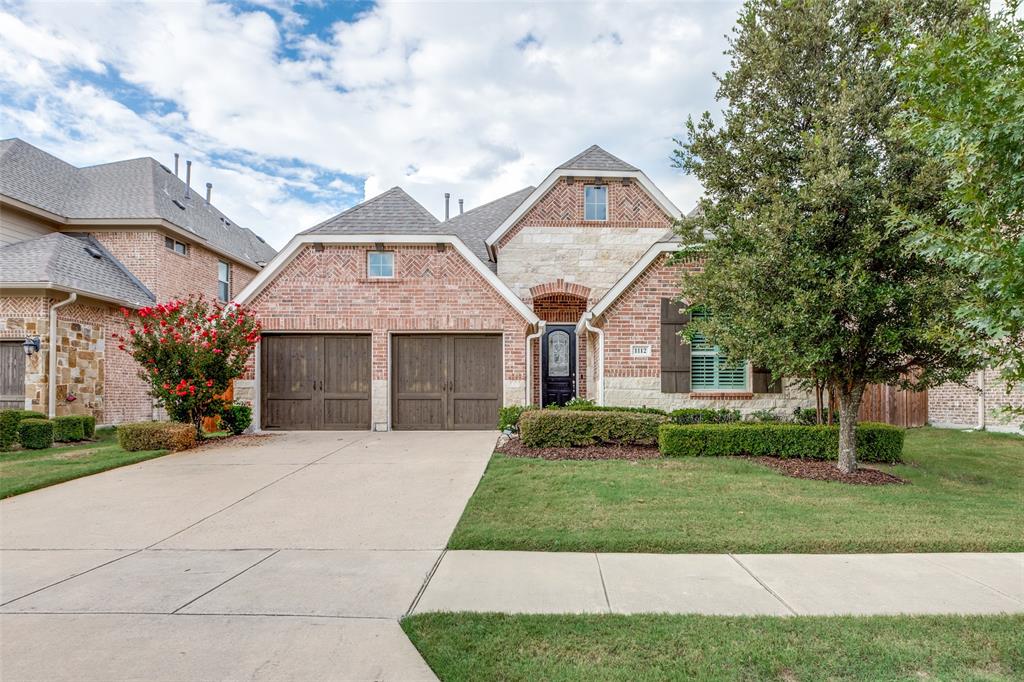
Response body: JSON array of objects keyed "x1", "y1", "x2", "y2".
[
  {"x1": 248, "y1": 244, "x2": 532, "y2": 387},
  {"x1": 495, "y1": 177, "x2": 673, "y2": 253},
  {"x1": 598, "y1": 253, "x2": 700, "y2": 379},
  {"x1": 928, "y1": 370, "x2": 1024, "y2": 431}
]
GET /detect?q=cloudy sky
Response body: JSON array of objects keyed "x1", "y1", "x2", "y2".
[{"x1": 0, "y1": 0, "x2": 741, "y2": 248}]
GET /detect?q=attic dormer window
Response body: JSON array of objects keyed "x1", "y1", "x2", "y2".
[{"x1": 584, "y1": 185, "x2": 607, "y2": 221}]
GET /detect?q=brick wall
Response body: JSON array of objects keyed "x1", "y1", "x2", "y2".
[
  {"x1": 246, "y1": 243, "x2": 533, "y2": 426},
  {"x1": 929, "y1": 370, "x2": 1023, "y2": 432},
  {"x1": 92, "y1": 230, "x2": 260, "y2": 303},
  {"x1": 593, "y1": 253, "x2": 812, "y2": 415}
]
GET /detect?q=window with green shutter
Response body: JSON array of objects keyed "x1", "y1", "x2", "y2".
[{"x1": 690, "y1": 308, "x2": 749, "y2": 391}]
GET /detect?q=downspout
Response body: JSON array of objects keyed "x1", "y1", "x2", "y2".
[
  {"x1": 977, "y1": 368, "x2": 986, "y2": 430},
  {"x1": 580, "y1": 312, "x2": 604, "y2": 406},
  {"x1": 48, "y1": 292, "x2": 77, "y2": 418},
  {"x1": 525, "y1": 321, "x2": 546, "y2": 407}
]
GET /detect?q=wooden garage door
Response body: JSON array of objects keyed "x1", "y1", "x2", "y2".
[
  {"x1": 261, "y1": 334, "x2": 370, "y2": 430},
  {"x1": 0, "y1": 341, "x2": 26, "y2": 411},
  {"x1": 392, "y1": 334, "x2": 502, "y2": 430}
]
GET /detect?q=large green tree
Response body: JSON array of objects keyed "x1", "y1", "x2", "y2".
[
  {"x1": 892, "y1": 1, "x2": 1024, "y2": 414},
  {"x1": 674, "y1": 0, "x2": 988, "y2": 472}
]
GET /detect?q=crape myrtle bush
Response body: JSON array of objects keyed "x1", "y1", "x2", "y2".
[
  {"x1": 658, "y1": 422, "x2": 904, "y2": 463},
  {"x1": 18, "y1": 418, "x2": 53, "y2": 450},
  {"x1": 0, "y1": 410, "x2": 44, "y2": 450},
  {"x1": 117, "y1": 421, "x2": 197, "y2": 452},
  {"x1": 519, "y1": 409, "x2": 667, "y2": 448},
  {"x1": 113, "y1": 296, "x2": 260, "y2": 438},
  {"x1": 52, "y1": 415, "x2": 86, "y2": 442}
]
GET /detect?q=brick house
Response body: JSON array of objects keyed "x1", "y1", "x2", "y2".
[
  {"x1": 0, "y1": 138, "x2": 276, "y2": 424},
  {"x1": 236, "y1": 145, "x2": 812, "y2": 431}
]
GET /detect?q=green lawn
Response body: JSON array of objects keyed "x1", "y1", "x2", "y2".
[
  {"x1": 402, "y1": 613, "x2": 1024, "y2": 682},
  {"x1": 449, "y1": 427, "x2": 1024, "y2": 553},
  {"x1": 0, "y1": 428, "x2": 168, "y2": 499}
]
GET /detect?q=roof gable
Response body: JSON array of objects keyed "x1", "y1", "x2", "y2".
[
  {"x1": 557, "y1": 145, "x2": 639, "y2": 172},
  {"x1": 302, "y1": 186, "x2": 439, "y2": 235}
]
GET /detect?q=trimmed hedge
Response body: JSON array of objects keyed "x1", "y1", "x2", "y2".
[
  {"x1": 0, "y1": 409, "x2": 45, "y2": 450},
  {"x1": 658, "y1": 422, "x2": 904, "y2": 463},
  {"x1": 669, "y1": 408, "x2": 742, "y2": 425},
  {"x1": 549, "y1": 398, "x2": 668, "y2": 416},
  {"x1": 219, "y1": 403, "x2": 253, "y2": 436},
  {"x1": 18, "y1": 418, "x2": 54, "y2": 450},
  {"x1": 519, "y1": 409, "x2": 667, "y2": 448},
  {"x1": 117, "y1": 421, "x2": 197, "y2": 452},
  {"x1": 81, "y1": 415, "x2": 96, "y2": 440},
  {"x1": 52, "y1": 415, "x2": 86, "y2": 442}
]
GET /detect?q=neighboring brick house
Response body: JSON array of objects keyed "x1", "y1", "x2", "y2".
[
  {"x1": 0, "y1": 138, "x2": 276, "y2": 424},
  {"x1": 928, "y1": 371, "x2": 1023, "y2": 433},
  {"x1": 237, "y1": 145, "x2": 813, "y2": 431}
]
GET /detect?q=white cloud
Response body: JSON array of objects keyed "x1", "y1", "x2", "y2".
[{"x1": 0, "y1": 0, "x2": 740, "y2": 248}]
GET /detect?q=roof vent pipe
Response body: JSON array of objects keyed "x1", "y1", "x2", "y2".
[
  {"x1": 173, "y1": 153, "x2": 179, "y2": 177},
  {"x1": 444, "y1": 192, "x2": 450, "y2": 220},
  {"x1": 206, "y1": 182, "x2": 212, "y2": 203},
  {"x1": 458, "y1": 198, "x2": 464, "y2": 215},
  {"x1": 185, "y1": 160, "x2": 192, "y2": 199}
]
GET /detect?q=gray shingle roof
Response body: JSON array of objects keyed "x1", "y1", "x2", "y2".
[
  {"x1": 302, "y1": 187, "x2": 440, "y2": 235},
  {"x1": 0, "y1": 138, "x2": 276, "y2": 267},
  {"x1": 0, "y1": 232, "x2": 155, "y2": 307},
  {"x1": 442, "y1": 187, "x2": 534, "y2": 270},
  {"x1": 557, "y1": 145, "x2": 639, "y2": 172}
]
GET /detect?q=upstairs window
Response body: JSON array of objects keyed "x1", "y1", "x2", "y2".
[
  {"x1": 217, "y1": 261, "x2": 231, "y2": 301},
  {"x1": 164, "y1": 236, "x2": 188, "y2": 256},
  {"x1": 584, "y1": 185, "x2": 607, "y2": 221},
  {"x1": 690, "y1": 308, "x2": 748, "y2": 391},
  {"x1": 367, "y1": 251, "x2": 395, "y2": 278}
]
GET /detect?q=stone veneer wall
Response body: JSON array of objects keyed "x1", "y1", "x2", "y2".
[
  {"x1": 0, "y1": 295, "x2": 152, "y2": 423},
  {"x1": 495, "y1": 177, "x2": 672, "y2": 304},
  {"x1": 592, "y1": 252, "x2": 814, "y2": 416},
  {"x1": 929, "y1": 370, "x2": 1023, "y2": 433},
  {"x1": 244, "y1": 243, "x2": 533, "y2": 429}
]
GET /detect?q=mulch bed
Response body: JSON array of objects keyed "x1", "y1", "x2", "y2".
[
  {"x1": 743, "y1": 456, "x2": 908, "y2": 485},
  {"x1": 194, "y1": 433, "x2": 279, "y2": 450},
  {"x1": 496, "y1": 437, "x2": 660, "y2": 461}
]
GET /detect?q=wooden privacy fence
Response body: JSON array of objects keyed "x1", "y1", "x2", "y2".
[{"x1": 859, "y1": 383, "x2": 928, "y2": 427}]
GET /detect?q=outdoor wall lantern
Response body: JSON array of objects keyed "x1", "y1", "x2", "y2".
[{"x1": 22, "y1": 336, "x2": 40, "y2": 357}]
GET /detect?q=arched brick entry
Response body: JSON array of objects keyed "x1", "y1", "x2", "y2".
[{"x1": 528, "y1": 281, "x2": 591, "y2": 404}]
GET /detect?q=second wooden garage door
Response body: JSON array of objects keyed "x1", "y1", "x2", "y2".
[
  {"x1": 392, "y1": 334, "x2": 502, "y2": 430},
  {"x1": 261, "y1": 334, "x2": 371, "y2": 430}
]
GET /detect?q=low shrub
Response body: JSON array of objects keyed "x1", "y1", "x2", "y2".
[
  {"x1": 18, "y1": 418, "x2": 54, "y2": 450},
  {"x1": 81, "y1": 415, "x2": 96, "y2": 439},
  {"x1": 520, "y1": 409, "x2": 667, "y2": 448},
  {"x1": 498, "y1": 404, "x2": 538, "y2": 432},
  {"x1": 117, "y1": 421, "x2": 197, "y2": 452},
  {"x1": 548, "y1": 398, "x2": 667, "y2": 415},
  {"x1": 219, "y1": 403, "x2": 253, "y2": 436},
  {"x1": 669, "y1": 408, "x2": 742, "y2": 425},
  {"x1": 658, "y1": 422, "x2": 903, "y2": 463},
  {"x1": 0, "y1": 409, "x2": 45, "y2": 450},
  {"x1": 748, "y1": 409, "x2": 783, "y2": 423},
  {"x1": 793, "y1": 407, "x2": 840, "y2": 425},
  {"x1": 52, "y1": 415, "x2": 86, "y2": 442}
]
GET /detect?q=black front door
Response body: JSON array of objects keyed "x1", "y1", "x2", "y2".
[{"x1": 542, "y1": 325, "x2": 576, "y2": 406}]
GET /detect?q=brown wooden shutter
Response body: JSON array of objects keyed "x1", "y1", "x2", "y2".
[
  {"x1": 660, "y1": 298, "x2": 690, "y2": 393},
  {"x1": 752, "y1": 367, "x2": 782, "y2": 393}
]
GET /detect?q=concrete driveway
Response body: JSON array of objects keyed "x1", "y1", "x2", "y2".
[{"x1": 0, "y1": 430, "x2": 496, "y2": 681}]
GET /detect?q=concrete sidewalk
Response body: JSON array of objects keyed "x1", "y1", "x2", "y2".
[{"x1": 413, "y1": 550, "x2": 1024, "y2": 616}]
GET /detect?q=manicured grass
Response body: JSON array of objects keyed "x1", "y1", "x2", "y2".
[
  {"x1": 449, "y1": 427, "x2": 1023, "y2": 553},
  {"x1": 0, "y1": 428, "x2": 168, "y2": 499},
  {"x1": 401, "y1": 613, "x2": 1024, "y2": 682}
]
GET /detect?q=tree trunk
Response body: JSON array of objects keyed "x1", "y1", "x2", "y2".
[
  {"x1": 836, "y1": 384, "x2": 865, "y2": 474},
  {"x1": 815, "y1": 383, "x2": 824, "y2": 424}
]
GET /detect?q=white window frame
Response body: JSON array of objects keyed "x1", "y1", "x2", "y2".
[
  {"x1": 689, "y1": 309, "x2": 750, "y2": 392},
  {"x1": 584, "y1": 185, "x2": 608, "y2": 221},
  {"x1": 367, "y1": 251, "x2": 395, "y2": 278},
  {"x1": 217, "y1": 260, "x2": 231, "y2": 301}
]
